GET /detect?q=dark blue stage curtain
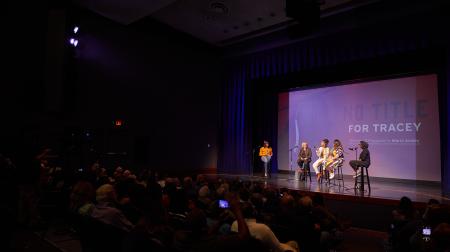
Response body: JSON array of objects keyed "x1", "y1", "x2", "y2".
[
  {"x1": 445, "y1": 49, "x2": 450, "y2": 197},
  {"x1": 219, "y1": 22, "x2": 450, "y2": 196}
]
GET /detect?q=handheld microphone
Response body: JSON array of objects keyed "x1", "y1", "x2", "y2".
[{"x1": 348, "y1": 147, "x2": 358, "y2": 151}]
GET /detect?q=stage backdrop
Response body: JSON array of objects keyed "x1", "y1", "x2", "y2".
[{"x1": 278, "y1": 74, "x2": 441, "y2": 182}]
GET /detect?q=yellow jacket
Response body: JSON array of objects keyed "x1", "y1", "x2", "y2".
[{"x1": 259, "y1": 147, "x2": 273, "y2": 157}]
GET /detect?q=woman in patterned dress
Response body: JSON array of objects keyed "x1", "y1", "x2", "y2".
[{"x1": 325, "y1": 139, "x2": 344, "y2": 179}]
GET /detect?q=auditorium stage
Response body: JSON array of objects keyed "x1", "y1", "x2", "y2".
[{"x1": 204, "y1": 173, "x2": 449, "y2": 205}]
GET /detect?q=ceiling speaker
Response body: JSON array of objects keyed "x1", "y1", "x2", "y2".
[{"x1": 286, "y1": 0, "x2": 320, "y2": 37}]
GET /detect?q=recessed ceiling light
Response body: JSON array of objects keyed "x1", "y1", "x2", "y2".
[{"x1": 210, "y1": 2, "x2": 229, "y2": 15}]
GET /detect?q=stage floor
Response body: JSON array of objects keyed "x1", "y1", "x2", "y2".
[{"x1": 206, "y1": 173, "x2": 449, "y2": 204}]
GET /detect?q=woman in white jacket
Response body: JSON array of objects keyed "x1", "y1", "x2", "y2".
[{"x1": 312, "y1": 139, "x2": 330, "y2": 182}]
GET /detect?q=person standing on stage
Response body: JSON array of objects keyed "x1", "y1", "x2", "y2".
[
  {"x1": 349, "y1": 141, "x2": 371, "y2": 178},
  {"x1": 259, "y1": 140, "x2": 273, "y2": 178},
  {"x1": 325, "y1": 139, "x2": 344, "y2": 180},
  {"x1": 296, "y1": 142, "x2": 312, "y2": 181},
  {"x1": 313, "y1": 139, "x2": 330, "y2": 182}
]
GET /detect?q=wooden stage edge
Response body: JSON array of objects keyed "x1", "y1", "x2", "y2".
[{"x1": 200, "y1": 172, "x2": 450, "y2": 208}]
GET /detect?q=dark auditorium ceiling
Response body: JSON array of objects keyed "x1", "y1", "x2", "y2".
[{"x1": 74, "y1": 0, "x2": 378, "y2": 46}]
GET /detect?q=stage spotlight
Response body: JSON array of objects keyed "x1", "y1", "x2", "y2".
[
  {"x1": 69, "y1": 38, "x2": 78, "y2": 47},
  {"x1": 73, "y1": 26, "x2": 79, "y2": 34}
]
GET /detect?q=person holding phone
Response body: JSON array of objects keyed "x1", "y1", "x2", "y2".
[{"x1": 201, "y1": 192, "x2": 252, "y2": 251}]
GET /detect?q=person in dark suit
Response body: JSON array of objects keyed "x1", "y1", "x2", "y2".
[
  {"x1": 349, "y1": 141, "x2": 371, "y2": 177},
  {"x1": 296, "y1": 142, "x2": 312, "y2": 181}
]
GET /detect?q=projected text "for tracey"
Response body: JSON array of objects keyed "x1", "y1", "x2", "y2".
[{"x1": 348, "y1": 122, "x2": 421, "y2": 133}]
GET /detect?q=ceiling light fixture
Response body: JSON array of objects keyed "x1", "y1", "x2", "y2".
[{"x1": 210, "y1": 2, "x2": 229, "y2": 15}]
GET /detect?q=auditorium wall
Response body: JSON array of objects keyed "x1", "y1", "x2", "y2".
[
  {"x1": 70, "y1": 10, "x2": 221, "y2": 173},
  {"x1": 2, "y1": 5, "x2": 221, "y2": 175}
]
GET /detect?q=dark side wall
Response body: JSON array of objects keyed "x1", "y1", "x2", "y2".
[
  {"x1": 3, "y1": 1, "x2": 50, "y2": 165},
  {"x1": 74, "y1": 10, "x2": 220, "y2": 173},
  {"x1": 68, "y1": 10, "x2": 221, "y2": 173},
  {"x1": 3, "y1": 4, "x2": 221, "y2": 175}
]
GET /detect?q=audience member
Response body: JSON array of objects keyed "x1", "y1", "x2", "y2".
[
  {"x1": 90, "y1": 184, "x2": 134, "y2": 232},
  {"x1": 312, "y1": 193, "x2": 343, "y2": 251},
  {"x1": 431, "y1": 222, "x2": 450, "y2": 252},
  {"x1": 231, "y1": 202, "x2": 299, "y2": 252},
  {"x1": 69, "y1": 180, "x2": 95, "y2": 216},
  {"x1": 122, "y1": 196, "x2": 173, "y2": 252}
]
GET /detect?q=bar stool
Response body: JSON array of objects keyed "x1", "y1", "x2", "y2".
[
  {"x1": 301, "y1": 165, "x2": 312, "y2": 183},
  {"x1": 354, "y1": 165, "x2": 371, "y2": 192},
  {"x1": 324, "y1": 169, "x2": 331, "y2": 186},
  {"x1": 319, "y1": 163, "x2": 330, "y2": 185},
  {"x1": 333, "y1": 164, "x2": 345, "y2": 187}
]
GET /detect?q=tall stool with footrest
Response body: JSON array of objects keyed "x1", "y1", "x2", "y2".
[{"x1": 354, "y1": 165, "x2": 370, "y2": 192}]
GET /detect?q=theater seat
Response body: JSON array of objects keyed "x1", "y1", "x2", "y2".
[{"x1": 78, "y1": 216, "x2": 127, "y2": 252}]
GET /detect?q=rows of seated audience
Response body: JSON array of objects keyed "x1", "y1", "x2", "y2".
[
  {"x1": 66, "y1": 161, "x2": 450, "y2": 252},
  {"x1": 68, "y1": 162, "x2": 347, "y2": 252},
  {"x1": 2, "y1": 150, "x2": 450, "y2": 252},
  {"x1": 388, "y1": 196, "x2": 450, "y2": 252}
]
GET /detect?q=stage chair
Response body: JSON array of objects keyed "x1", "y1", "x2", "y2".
[{"x1": 354, "y1": 165, "x2": 371, "y2": 192}]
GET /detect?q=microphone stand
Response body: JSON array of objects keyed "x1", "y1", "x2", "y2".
[
  {"x1": 252, "y1": 147, "x2": 255, "y2": 177},
  {"x1": 289, "y1": 146, "x2": 298, "y2": 172},
  {"x1": 348, "y1": 147, "x2": 358, "y2": 160},
  {"x1": 252, "y1": 146, "x2": 260, "y2": 177}
]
